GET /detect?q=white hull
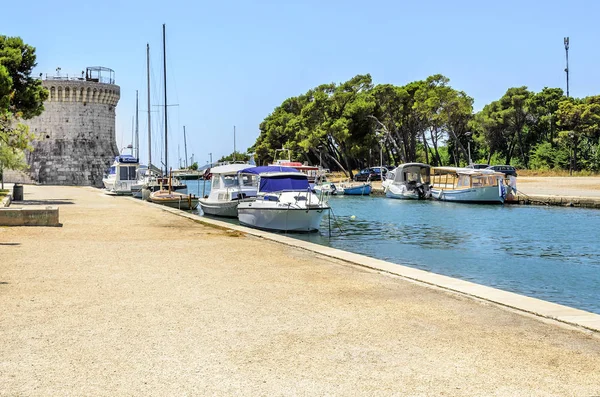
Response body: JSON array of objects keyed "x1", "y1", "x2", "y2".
[
  {"x1": 430, "y1": 185, "x2": 505, "y2": 204},
  {"x1": 385, "y1": 183, "x2": 428, "y2": 200},
  {"x1": 199, "y1": 200, "x2": 240, "y2": 217},
  {"x1": 314, "y1": 184, "x2": 338, "y2": 196},
  {"x1": 386, "y1": 187, "x2": 420, "y2": 200},
  {"x1": 102, "y1": 178, "x2": 135, "y2": 195},
  {"x1": 238, "y1": 206, "x2": 327, "y2": 232}
]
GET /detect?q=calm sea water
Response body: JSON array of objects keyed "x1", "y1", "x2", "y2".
[{"x1": 186, "y1": 180, "x2": 600, "y2": 314}]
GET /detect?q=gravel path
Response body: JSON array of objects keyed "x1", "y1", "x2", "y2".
[
  {"x1": 1, "y1": 185, "x2": 599, "y2": 396},
  {"x1": 517, "y1": 176, "x2": 600, "y2": 197}
]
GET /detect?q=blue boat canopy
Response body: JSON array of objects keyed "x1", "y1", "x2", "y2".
[
  {"x1": 116, "y1": 154, "x2": 139, "y2": 164},
  {"x1": 259, "y1": 174, "x2": 310, "y2": 193},
  {"x1": 238, "y1": 166, "x2": 299, "y2": 175}
]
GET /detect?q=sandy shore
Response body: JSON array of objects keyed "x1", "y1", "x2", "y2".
[
  {"x1": 1, "y1": 185, "x2": 600, "y2": 396},
  {"x1": 517, "y1": 176, "x2": 600, "y2": 197}
]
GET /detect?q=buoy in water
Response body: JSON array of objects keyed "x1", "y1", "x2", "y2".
[{"x1": 350, "y1": 215, "x2": 356, "y2": 220}]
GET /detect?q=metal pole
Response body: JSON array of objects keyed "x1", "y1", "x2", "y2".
[
  {"x1": 564, "y1": 37, "x2": 570, "y2": 98},
  {"x1": 135, "y1": 90, "x2": 139, "y2": 159},
  {"x1": 131, "y1": 116, "x2": 134, "y2": 155},
  {"x1": 146, "y1": 43, "x2": 152, "y2": 173},
  {"x1": 183, "y1": 126, "x2": 188, "y2": 168},
  {"x1": 209, "y1": 152, "x2": 212, "y2": 164},
  {"x1": 233, "y1": 125, "x2": 236, "y2": 161},
  {"x1": 163, "y1": 23, "x2": 168, "y2": 176},
  {"x1": 468, "y1": 141, "x2": 472, "y2": 165}
]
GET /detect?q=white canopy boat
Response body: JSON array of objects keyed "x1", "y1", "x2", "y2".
[
  {"x1": 430, "y1": 167, "x2": 506, "y2": 204},
  {"x1": 386, "y1": 163, "x2": 431, "y2": 200},
  {"x1": 102, "y1": 154, "x2": 139, "y2": 195},
  {"x1": 199, "y1": 163, "x2": 257, "y2": 217},
  {"x1": 237, "y1": 166, "x2": 330, "y2": 232}
]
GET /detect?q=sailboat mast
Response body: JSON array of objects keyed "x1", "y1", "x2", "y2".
[
  {"x1": 162, "y1": 23, "x2": 168, "y2": 176},
  {"x1": 135, "y1": 90, "x2": 139, "y2": 159},
  {"x1": 233, "y1": 125, "x2": 236, "y2": 161},
  {"x1": 183, "y1": 126, "x2": 188, "y2": 168},
  {"x1": 131, "y1": 116, "x2": 134, "y2": 155},
  {"x1": 146, "y1": 43, "x2": 152, "y2": 172}
]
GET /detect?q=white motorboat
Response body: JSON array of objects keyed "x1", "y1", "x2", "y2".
[
  {"x1": 199, "y1": 163, "x2": 257, "y2": 217},
  {"x1": 313, "y1": 173, "x2": 338, "y2": 196},
  {"x1": 381, "y1": 169, "x2": 395, "y2": 192},
  {"x1": 430, "y1": 167, "x2": 506, "y2": 204},
  {"x1": 386, "y1": 163, "x2": 431, "y2": 200},
  {"x1": 237, "y1": 166, "x2": 330, "y2": 232},
  {"x1": 102, "y1": 154, "x2": 139, "y2": 195}
]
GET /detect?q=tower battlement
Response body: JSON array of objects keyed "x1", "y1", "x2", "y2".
[{"x1": 21, "y1": 66, "x2": 122, "y2": 186}]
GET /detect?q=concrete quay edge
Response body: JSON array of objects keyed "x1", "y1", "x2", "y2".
[{"x1": 126, "y1": 195, "x2": 600, "y2": 333}]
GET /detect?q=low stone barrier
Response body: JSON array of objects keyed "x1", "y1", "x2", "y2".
[
  {"x1": 0, "y1": 206, "x2": 60, "y2": 226},
  {"x1": 507, "y1": 194, "x2": 600, "y2": 209}
]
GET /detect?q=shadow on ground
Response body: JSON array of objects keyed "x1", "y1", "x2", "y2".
[
  {"x1": 12, "y1": 199, "x2": 74, "y2": 205},
  {"x1": 0, "y1": 243, "x2": 21, "y2": 246}
]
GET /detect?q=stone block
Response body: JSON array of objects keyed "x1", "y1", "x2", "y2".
[{"x1": 0, "y1": 207, "x2": 60, "y2": 226}]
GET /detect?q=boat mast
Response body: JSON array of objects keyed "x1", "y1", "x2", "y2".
[
  {"x1": 162, "y1": 23, "x2": 168, "y2": 176},
  {"x1": 146, "y1": 43, "x2": 152, "y2": 173},
  {"x1": 233, "y1": 125, "x2": 236, "y2": 161},
  {"x1": 135, "y1": 90, "x2": 139, "y2": 159},
  {"x1": 183, "y1": 126, "x2": 188, "y2": 168},
  {"x1": 130, "y1": 116, "x2": 134, "y2": 155}
]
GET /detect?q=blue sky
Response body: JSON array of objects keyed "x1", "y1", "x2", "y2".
[{"x1": 4, "y1": 0, "x2": 599, "y2": 168}]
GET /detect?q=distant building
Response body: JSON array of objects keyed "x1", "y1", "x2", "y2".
[{"x1": 21, "y1": 66, "x2": 121, "y2": 186}]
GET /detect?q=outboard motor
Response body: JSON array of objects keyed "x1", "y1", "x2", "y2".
[{"x1": 415, "y1": 183, "x2": 426, "y2": 200}]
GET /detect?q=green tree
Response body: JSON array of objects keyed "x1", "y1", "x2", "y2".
[
  {"x1": 473, "y1": 87, "x2": 533, "y2": 166},
  {"x1": 218, "y1": 151, "x2": 250, "y2": 162},
  {"x1": 0, "y1": 35, "x2": 48, "y2": 186},
  {"x1": 556, "y1": 96, "x2": 600, "y2": 172}
]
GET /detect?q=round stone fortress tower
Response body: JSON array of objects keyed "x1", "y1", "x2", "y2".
[{"x1": 23, "y1": 67, "x2": 120, "y2": 186}]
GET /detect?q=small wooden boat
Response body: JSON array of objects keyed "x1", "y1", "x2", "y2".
[
  {"x1": 150, "y1": 190, "x2": 199, "y2": 210},
  {"x1": 149, "y1": 168, "x2": 199, "y2": 210}
]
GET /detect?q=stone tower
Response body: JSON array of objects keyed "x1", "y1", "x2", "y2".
[{"x1": 23, "y1": 67, "x2": 121, "y2": 186}]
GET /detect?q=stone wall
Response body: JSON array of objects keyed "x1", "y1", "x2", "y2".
[{"x1": 23, "y1": 79, "x2": 120, "y2": 186}]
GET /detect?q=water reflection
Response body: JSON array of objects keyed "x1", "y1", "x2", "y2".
[{"x1": 186, "y1": 179, "x2": 600, "y2": 314}]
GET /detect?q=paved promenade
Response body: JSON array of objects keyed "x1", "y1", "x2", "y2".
[{"x1": 1, "y1": 186, "x2": 600, "y2": 396}]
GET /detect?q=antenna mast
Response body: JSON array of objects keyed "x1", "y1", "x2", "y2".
[{"x1": 564, "y1": 37, "x2": 570, "y2": 98}]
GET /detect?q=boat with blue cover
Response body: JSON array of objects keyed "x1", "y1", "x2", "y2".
[
  {"x1": 237, "y1": 166, "x2": 330, "y2": 232},
  {"x1": 102, "y1": 154, "x2": 139, "y2": 195}
]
